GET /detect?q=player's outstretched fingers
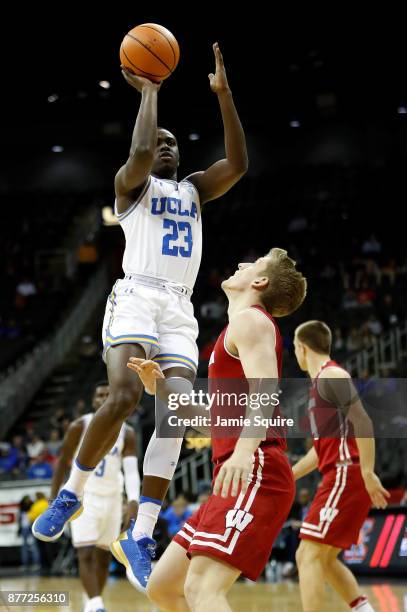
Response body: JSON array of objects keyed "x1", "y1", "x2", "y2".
[
  {"x1": 127, "y1": 362, "x2": 142, "y2": 374},
  {"x1": 240, "y1": 469, "x2": 250, "y2": 495},
  {"x1": 213, "y1": 466, "x2": 226, "y2": 496},
  {"x1": 230, "y1": 469, "x2": 242, "y2": 497},
  {"x1": 221, "y1": 469, "x2": 233, "y2": 498}
]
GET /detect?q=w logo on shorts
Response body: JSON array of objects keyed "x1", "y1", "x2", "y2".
[
  {"x1": 225, "y1": 509, "x2": 254, "y2": 532},
  {"x1": 319, "y1": 507, "x2": 339, "y2": 523}
]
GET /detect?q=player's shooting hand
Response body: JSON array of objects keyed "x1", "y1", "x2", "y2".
[
  {"x1": 122, "y1": 500, "x2": 139, "y2": 531},
  {"x1": 127, "y1": 358, "x2": 164, "y2": 394},
  {"x1": 121, "y1": 66, "x2": 162, "y2": 92},
  {"x1": 213, "y1": 450, "x2": 253, "y2": 498},
  {"x1": 362, "y1": 471, "x2": 390, "y2": 509},
  {"x1": 208, "y1": 43, "x2": 230, "y2": 94}
]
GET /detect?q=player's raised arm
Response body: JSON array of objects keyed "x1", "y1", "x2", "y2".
[
  {"x1": 186, "y1": 43, "x2": 248, "y2": 204},
  {"x1": 214, "y1": 309, "x2": 278, "y2": 498},
  {"x1": 50, "y1": 419, "x2": 84, "y2": 499},
  {"x1": 115, "y1": 70, "x2": 161, "y2": 214}
]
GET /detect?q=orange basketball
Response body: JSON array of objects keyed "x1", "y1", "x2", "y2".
[{"x1": 120, "y1": 23, "x2": 180, "y2": 83}]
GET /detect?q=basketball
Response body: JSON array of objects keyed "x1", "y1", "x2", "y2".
[{"x1": 120, "y1": 23, "x2": 180, "y2": 83}]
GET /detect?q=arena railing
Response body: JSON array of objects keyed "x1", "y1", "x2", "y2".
[{"x1": 0, "y1": 265, "x2": 109, "y2": 439}]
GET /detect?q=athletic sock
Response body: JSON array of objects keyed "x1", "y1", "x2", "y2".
[
  {"x1": 132, "y1": 495, "x2": 162, "y2": 539},
  {"x1": 350, "y1": 596, "x2": 374, "y2": 611},
  {"x1": 63, "y1": 458, "x2": 94, "y2": 497},
  {"x1": 88, "y1": 596, "x2": 104, "y2": 611}
]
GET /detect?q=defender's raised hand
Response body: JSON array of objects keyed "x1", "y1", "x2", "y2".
[{"x1": 208, "y1": 43, "x2": 230, "y2": 94}]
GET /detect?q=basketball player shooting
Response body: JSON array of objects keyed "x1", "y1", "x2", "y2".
[
  {"x1": 127, "y1": 249, "x2": 307, "y2": 612},
  {"x1": 292, "y1": 321, "x2": 390, "y2": 612},
  {"x1": 33, "y1": 42, "x2": 248, "y2": 592}
]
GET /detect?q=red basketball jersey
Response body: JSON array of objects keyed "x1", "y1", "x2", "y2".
[
  {"x1": 309, "y1": 360, "x2": 359, "y2": 474},
  {"x1": 208, "y1": 305, "x2": 286, "y2": 463}
]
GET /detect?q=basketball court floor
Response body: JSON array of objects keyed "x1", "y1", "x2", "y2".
[{"x1": 0, "y1": 576, "x2": 405, "y2": 611}]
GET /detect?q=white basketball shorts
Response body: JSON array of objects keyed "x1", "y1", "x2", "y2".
[
  {"x1": 102, "y1": 277, "x2": 199, "y2": 372},
  {"x1": 70, "y1": 491, "x2": 122, "y2": 550}
]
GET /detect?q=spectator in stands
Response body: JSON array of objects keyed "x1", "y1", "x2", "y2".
[
  {"x1": 333, "y1": 328, "x2": 345, "y2": 352},
  {"x1": 200, "y1": 295, "x2": 227, "y2": 320},
  {"x1": 26, "y1": 434, "x2": 45, "y2": 459},
  {"x1": 366, "y1": 314, "x2": 383, "y2": 336},
  {"x1": 342, "y1": 289, "x2": 358, "y2": 310},
  {"x1": 346, "y1": 327, "x2": 363, "y2": 352},
  {"x1": 357, "y1": 280, "x2": 376, "y2": 306},
  {"x1": 362, "y1": 233, "x2": 382, "y2": 255},
  {"x1": 50, "y1": 407, "x2": 66, "y2": 433},
  {"x1": 73, "y1": 398, "x2": 87, "y2": 418},
  {"x1": 16, "y1": 277, "x2": 37, "y2": 298},
  {"x1": 188, "y1": 482, "x2": 212, "y2": 513},
  {"x1": 46, "y1": 430, "x2": 62, "y2": 457},
  {"x1": 161, "y1": 494, "x2": 193, "y2": 537},
  {"x1": 18, "y1": 495, "x2": 41, "y2": 572},
  {"x1": 8, "y1": 435, "x2": 27, "y2": 475},
  {"x1": 379, "y1": 293, "x2": 399, "y2": 329},
  {"x1": 27, "y1": 452, "x2": 53, "y2": 479}
]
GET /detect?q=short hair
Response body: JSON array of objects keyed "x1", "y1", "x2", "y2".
[
  {"x1": 261, "y1": 248, "x2": 307, "y2": 317},
  {"x1": 296, "y1": 320, "x2": 332, "y2": 354},
  {"x1": 94, "y1": 380, "x2": 109, "y2": 393}
]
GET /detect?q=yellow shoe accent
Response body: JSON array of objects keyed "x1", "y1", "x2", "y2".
[
  {"x1": 110, "y1": 539, "x2": 129, "y2": 569},
  {"x1": 68, "y1": 505, "x2": 83, "y2": 523}
]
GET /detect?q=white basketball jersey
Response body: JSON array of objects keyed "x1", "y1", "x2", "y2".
[
  {"x1": 75, "y1": 414, "x2": 125, "y2": 496},
  {"x1": 115, "y1": 176, "x2": 202, "y2": 291}
]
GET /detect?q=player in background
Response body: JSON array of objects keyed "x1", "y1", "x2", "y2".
[
  {"x1": 46, "y1": 382, "x2": 140, "y2": 612},
  {"x1": 33, "y1": 42, "x2": 247, "y2": 591},
  {"x1": 292, "y1": 321, "x2": 389, "y2": 612},
  {"x1": 126, "y1": 249, "x2": 307, "y2": 612}
]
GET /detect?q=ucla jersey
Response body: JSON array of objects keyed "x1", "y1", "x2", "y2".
[
  {"x1": 115, "y1": 176, "x2": 202, "y2": 291},
  {"x1": 75, "y1": 414, "x2": 125, "y2": 496}
]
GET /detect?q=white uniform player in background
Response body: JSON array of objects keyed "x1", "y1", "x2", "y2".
[
  {"x1": 33, "y1": 42, "x2": 247, "y2": 592},
  {"x1": 50, "y1": 382, "x2": 140, "y2": 612}
]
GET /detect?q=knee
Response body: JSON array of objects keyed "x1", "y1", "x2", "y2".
[
  {"x1": 184, "y1": 574, "x2": 211, "y2": 610},
  {"x1": 146, "y1": 575, "x2": 177, "y2": 608},
  {"x1": 296, "y1": 542, "x2": 325, "y2": 568},
  {"x1": 106, "y1": 386, "x2": 141, "y2": 419}
]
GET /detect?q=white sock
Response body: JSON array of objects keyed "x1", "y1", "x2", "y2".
[
  {"x1": 63, "y1": 459, "x2": 94, "y2": 497},
  {"x1": 132, "y1": 496, "x2": 162, "y2": 539},
  {"x1": 350, "y1": 596, "x2": 374, "y2": 611},
  {"x1": 87, "y1": 596, "x2": 104, "y2": 611}
]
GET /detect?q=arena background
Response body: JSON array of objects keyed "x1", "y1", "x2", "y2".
[{"x1": 0, "y1": 7, "x2": 406, "y2": 611}]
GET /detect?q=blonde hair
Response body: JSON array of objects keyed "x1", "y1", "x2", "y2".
[{"x1": 261, "y1": 248, "x2": 307, "y2": 317}]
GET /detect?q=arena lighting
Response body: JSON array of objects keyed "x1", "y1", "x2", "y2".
[
  {"x1": 290, "y1": 120, "x2": 301, "y2": 128},
  {"x1": 99, "y1": 80, "x2": 111, "y2": 89},
  {"x1": 189, "y1": 133, "x2": 200, "y2": 141},
  {"x1": 47, "y1": 94, "x2": 59, "y2": 103},
  {"x1": 51, "y1": 146, "x2": 64, "y2": 153},
  {"x1": 397, "y1": 106, "x2": 407, "y2": 114}
]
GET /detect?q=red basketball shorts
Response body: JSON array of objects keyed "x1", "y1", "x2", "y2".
[
  {"x1": 173, "y1": 445, "x2": 295, "y2": 581},
  {"x1": 299, "y1": 463, "x2": 372, "y2": 549}
]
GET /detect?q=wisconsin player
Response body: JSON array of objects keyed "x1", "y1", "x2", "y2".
[
  {"x1": 126, "y1": 249, "x2": 307, "y2": 612},
  {"x1": 33, "y1": 42, "x2": 247, "y2": 590},
  {"x1": 46, "y1": 382, "x2": 140, "y2": 612},
  {"x1": 292, "y1": 321, "x2": 389, "y2": 612}
]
